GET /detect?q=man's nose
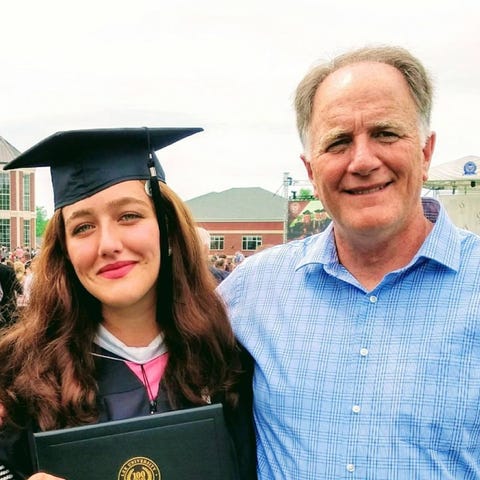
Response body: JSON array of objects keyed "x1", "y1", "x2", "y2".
[{"x1": 347, "y1": 137, "x2": 382, "y2": 176}]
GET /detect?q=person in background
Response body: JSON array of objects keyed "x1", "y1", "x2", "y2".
[
  {"x1": 218, "y1": 45, "x2": 480, "y2": 478},
  {"x1": 0, "y1": 261, "x2": 22, "y2": 328},
  {"x1": 196, "y1": 227, "x2": 230, "y2": 284},
  {"x1": 12, "y1": 248, "x2": 24, "y2": 263},
  {"x1": 224, "y1": 258, "x2": 234, "y2": 273},
  {"x1": 233, "y1": 251, "x2": 244, "y2": 265},
  {"x1": 15, "y1": 259, "x2": 34, "y2": 308},
  {"x1": 12, "y1": 261, "x2": 25, "y2": 286},
  {"x1": 0, "y1": 128, "x2": 255, "y2": 480},
  {"x1": 214, "y1": 258, "x2": 230, "y2": 274}
]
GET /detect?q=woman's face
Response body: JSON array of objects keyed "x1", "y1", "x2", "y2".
[{"x1": 62, "y1": 180, "x2": 161, "y2": 313}]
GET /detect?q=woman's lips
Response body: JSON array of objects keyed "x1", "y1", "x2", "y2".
[{"x1": 98, "y1": 261, "x2": 136, "y2": 279}]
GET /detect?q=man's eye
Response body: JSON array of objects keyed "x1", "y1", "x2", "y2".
[
  {"x1": 327, "y1": 138, "x2": 350, "y2": 152},
  {"x1": 376, "y1": 131, "x2": 399, "y2": 141}
]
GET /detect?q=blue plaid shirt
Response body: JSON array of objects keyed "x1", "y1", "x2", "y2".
[{"x1": 218, "y1": 199, "x2": 480, "y2": 479}]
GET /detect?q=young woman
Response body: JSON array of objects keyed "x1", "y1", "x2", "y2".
[{"x1": 0, "y1": 128, "x2": 255, "y2": 480}]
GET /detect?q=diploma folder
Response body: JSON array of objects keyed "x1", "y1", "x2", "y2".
[{"x1": 32, "y1": 403, "x2": 237, "y2": 480}]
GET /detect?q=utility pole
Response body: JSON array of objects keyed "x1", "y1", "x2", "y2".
[{"x1": 283, "y1": 172, "x2": 292, "y2": 243}]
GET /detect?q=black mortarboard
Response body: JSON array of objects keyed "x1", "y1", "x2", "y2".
[
  {"x1": 3, "y1": 127, "x2": 203, "y2": 209},
  {"x1": 4, "y1": 126, "x2": 204, "y2": 328}
]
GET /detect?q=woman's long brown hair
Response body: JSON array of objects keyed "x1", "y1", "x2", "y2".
[{"x1": 0, "y1": 183, "x2": 239, "y2": 431}]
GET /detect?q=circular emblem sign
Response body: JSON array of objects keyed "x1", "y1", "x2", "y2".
[
  {"x1": 118, "y1": 456, "x2": 161, "y2": 480},
  {"x1": 464, "y1": 161, "x2": 477, "y2": 176}
]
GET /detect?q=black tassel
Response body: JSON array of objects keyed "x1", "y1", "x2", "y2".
[{"x1": 145, "y1": 127, "x2": 173, "y2": 329}]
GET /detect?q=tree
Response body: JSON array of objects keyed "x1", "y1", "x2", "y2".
[
  {"x1": 36, "y1": 206, "x2": 50, "y2": 238},
  {"x1": 298, "y1": 188, "x2": 314, "y2": 200}
]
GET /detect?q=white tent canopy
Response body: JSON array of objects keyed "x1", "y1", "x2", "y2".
[
  {"x1": 424, "y1": 155, "x2": 480, "y2": 234},
  {"x1": 424, "y1": 155, "x2": 480, "y2": 192}
]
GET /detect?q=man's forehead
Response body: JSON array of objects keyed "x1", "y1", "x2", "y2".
[
  {"x1": 313, "y1": 62, "x2": 412, "y2": 107},
  {"x1": 310, "y1": 66, "x2": 417, "y2": 133},
  {"x1": 322, "y1": 61, "x2": 406, "y2": 89}
]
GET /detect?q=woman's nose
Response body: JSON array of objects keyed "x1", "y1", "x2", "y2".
[{"x1": 97, "y1": 224, "x2": 122, "y2": 256}]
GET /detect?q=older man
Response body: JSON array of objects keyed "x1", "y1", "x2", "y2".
[{"x1": 218, "y1": 46, "x2": 480, "y2": 479}]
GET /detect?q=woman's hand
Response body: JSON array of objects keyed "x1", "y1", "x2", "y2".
[{"x1": 28, "y1": 474, "x2": 65, "y2": 480}]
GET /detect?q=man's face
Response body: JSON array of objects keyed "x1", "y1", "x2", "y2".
[{"x1": 301, "y1": 62, "x2": 435, "y2": 241}]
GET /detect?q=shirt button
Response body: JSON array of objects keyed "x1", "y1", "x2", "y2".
[
  {"x1": 346, "y1": 463, "x2": 355, "y2": 472},
  {"x1": 352, "y1": 405, "x2": 361, "y2": 413},
  {"x1": 369, "y1": 295, "x2": 378, "y2": 303},
  {"x1": 360, "y1": 347, "x2": 369, "y2": 356}
]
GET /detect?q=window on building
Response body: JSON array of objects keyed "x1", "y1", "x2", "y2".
[
  {"x1": 0, "y1": 173, "x2": 10, "y2": 211},
  {"x1": 210, "y1": 235, "x2": 224, "y2": 250},
  {"x1": 0, "y1": 219, "x2": 10, "y2": 250},
  {"x1": 24, "y1": 219, "x2": 30, "y2": 247},
  {"x1": 23, "y1": 173, "x2": 31, "y2": 211},
  {"x1": 242, "y1": 235, "x2": 262, "y2": 251}
]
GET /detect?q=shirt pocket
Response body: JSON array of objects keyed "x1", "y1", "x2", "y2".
[{"x1": 396, "y1": 342, "x2": 480, "y2": 453}]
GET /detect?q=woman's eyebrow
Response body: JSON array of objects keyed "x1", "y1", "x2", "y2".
[{"x1": 64, "y1": 197, "x2": 150, "y2": 226}]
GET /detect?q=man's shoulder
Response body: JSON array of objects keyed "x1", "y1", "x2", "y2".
[
  {"x1": 426, "y1": 209, "x2": 480, "y2": 273},
  {"x1": 240, "y1": 234, "x2": 327, "y2": 271}
]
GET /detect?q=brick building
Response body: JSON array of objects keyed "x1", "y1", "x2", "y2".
[
  {"x1": 186, "y1": 187, "x2": 286, "y2": 256},
  {"x1": 0, "y1": 136, "x2": 36, "y2": 250}
]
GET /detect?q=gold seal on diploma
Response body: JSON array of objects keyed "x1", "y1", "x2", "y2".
[{"x1": 118, "y1": 456, "x2": 161, "y2": 480}]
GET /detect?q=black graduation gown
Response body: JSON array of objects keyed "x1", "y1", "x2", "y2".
[{"x1": 0, "y1": 348, "x2": 257, "y2": 479}]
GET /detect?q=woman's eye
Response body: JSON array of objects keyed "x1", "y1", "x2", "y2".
[
  {"x1": 120, "y1": 212, "x2": 142, "y2": 222},
  {"x1": 72, "y1": 224, "x2": 93, "y2": 236}
]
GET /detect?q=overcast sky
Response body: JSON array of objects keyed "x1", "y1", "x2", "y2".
[{"x1": 1, "y1": 0, "x2": 479, "y2": 215}]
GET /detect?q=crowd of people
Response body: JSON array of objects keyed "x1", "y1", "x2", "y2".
[
  {"x1": 0, "y1": 245, "x2": 36, "y2": 327},
  {"x1": 209, "y1": 253, "x2": 244, "y2": 280},
  {"x1": 196, "y1": 227, "x2": 246, "y2": 284},
  {"x1": 1, "y1": 44, "x2": 479, "y2": 480}
]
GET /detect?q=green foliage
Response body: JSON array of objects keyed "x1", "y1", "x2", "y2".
[
  {"x1": 298, "y1": 188, "x2": 315, "y2": 200},
  {"x1": 36, "y1": 206, "x2": 50, "y2": 238}
]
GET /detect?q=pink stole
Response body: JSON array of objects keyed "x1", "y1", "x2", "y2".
[{"x1": 125, "y1": 353, "x2": 169, "y2": 401}]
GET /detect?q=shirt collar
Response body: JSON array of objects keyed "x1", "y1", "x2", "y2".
[
  {"x1": 414, "y1": 199, "x2": 460, "y2": 272},
  {"x1": 295, "y1": 198, "x2": 460, "y2": 273},
  {"x1": 295, "y1": 223, "x2": 336, "y2": 271}
]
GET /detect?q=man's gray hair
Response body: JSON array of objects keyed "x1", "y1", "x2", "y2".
[{"x1": 294, "y1": 45, "x2": 434, "y2": 146}]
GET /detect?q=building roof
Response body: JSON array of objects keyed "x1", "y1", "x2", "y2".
[
  {"x1": 186, "y1": 187, "x2": 286, "y2": 222},
  {"x1": 0, "y1": 136, "x2": 21, "y2": 165},
  {"x1": 424, "y1": 155, "x2": 480, "y2": 190}
]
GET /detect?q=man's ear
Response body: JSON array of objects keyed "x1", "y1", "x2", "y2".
[
  {"x1": 422, "y1": 132, "x2": 436, "y2": 182},
  {"x1": 301, "y1": 153, "x2": 316, "y2": 185},
  {"x1": 300, "y1": 154, "x2": 320, "y2": 199}
]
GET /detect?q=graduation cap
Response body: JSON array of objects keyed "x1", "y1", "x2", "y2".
[
  {"x1": 3, "y1": 127, "x2": 203, "y2": 209},
  {"x1": 4, "y1": 127, "x2": 203, "y2": 325}
]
